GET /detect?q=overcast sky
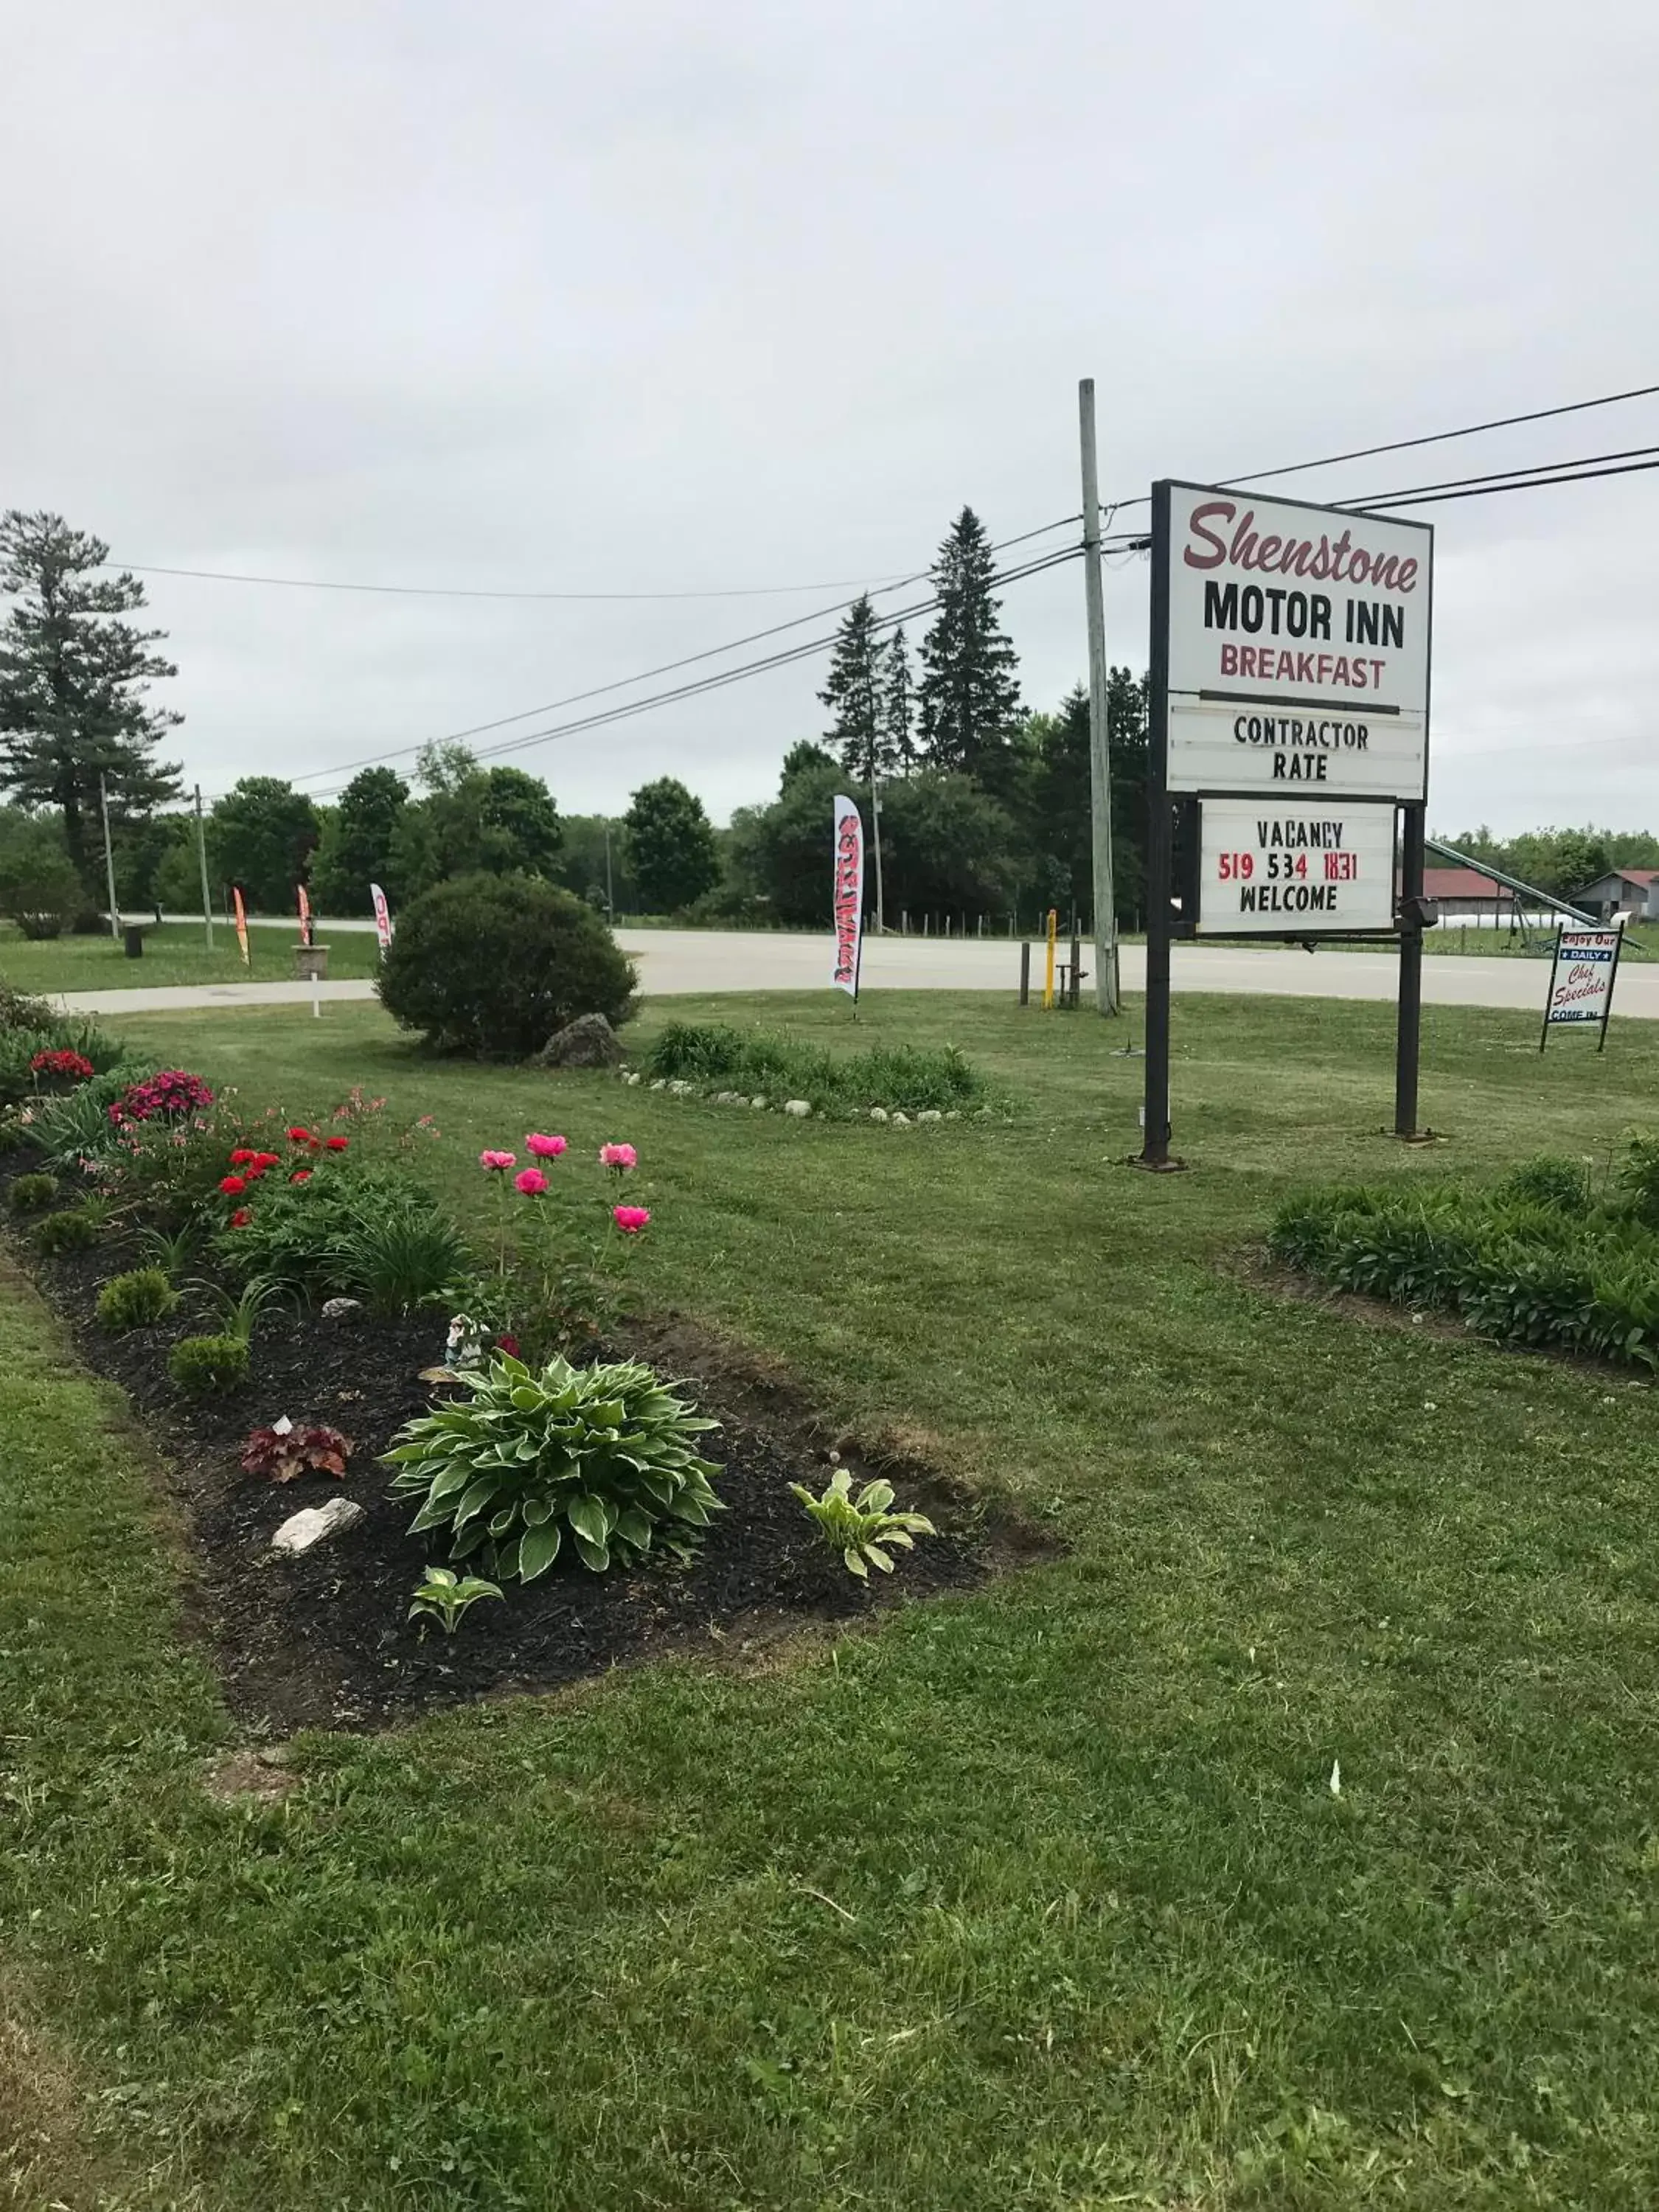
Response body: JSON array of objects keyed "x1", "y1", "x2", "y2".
[{"x1": 4, "y1": 1, "x2": 1655, "y2": 837}]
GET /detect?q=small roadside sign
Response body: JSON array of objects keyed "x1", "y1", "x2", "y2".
[{"x1": 1541, "y1": 922, "x2": 1623, "y2": 1052}]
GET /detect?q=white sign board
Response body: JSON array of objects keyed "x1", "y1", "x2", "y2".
[
  {"x1": 1197, "y1": 799, "x2": 1397, "y2": 936},
  {"x1": 1543, "y1": 925, "x2": 1622, "y2": 1044},
  {"x1": 1161, "y1": 482, "x2": 1432, "y2": 801}
]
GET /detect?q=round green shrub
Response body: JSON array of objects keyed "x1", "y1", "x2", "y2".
[
  {"x1": 377, "y1": 872, "x2": 637, "y2": 1060},
  {"x1": 97, "y1": 1267, "x2": 181, "y2": 1331},
  {"x1": 33, "y1": 1208, "x2": 100, "y2": 1256},
  {"x1": 8, "y1": 1171, "x2": 59, "y2": 1214},
  {"x1": 167, "y1": 1332, "x2": 250, "y2": 1397}
]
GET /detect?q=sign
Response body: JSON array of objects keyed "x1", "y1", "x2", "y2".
[
  {"x1": 297, "y1": 883, "x2": 313, "y2": 947},
  {"x1": 232, "y1": 885, "x2": 250, "y2": 967},
  {"x1": 1541, "y1": 922, "x2": 1623, "y2": 1051},
  {"x1": 831, "y1": 796, "x2": 864, "y2": 998},
  {"x1": 1161, "y1": 481, "x2": 1433, "y2": 800},
  {"x1": 369, "y1": 882, "x2": 394, "y2": 959},
  {"x1": 1198, "y1": 799, "x2": 1397, "y2": 935}
]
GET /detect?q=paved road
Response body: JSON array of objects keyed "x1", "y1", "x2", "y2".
[{"x1": 51, "y1": 927, "x2": 1657, "y2": 1019}]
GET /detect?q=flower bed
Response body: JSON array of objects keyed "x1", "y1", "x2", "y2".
[{"x1": 0, "y1": 1078, "x2": 1009, "y2": 1731}]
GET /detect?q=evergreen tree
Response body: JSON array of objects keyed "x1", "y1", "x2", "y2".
[
  {"x1": 917, "y1": 508, "x2": 1021, "y2": 784},
  {"x1": 0, "y1": 511, "x2": 182, "y2": 892},
  {"x1": 880, "y1": 626, "x2": 919, "y2": 776},
  {"x1": 818, "y1": 595, "x2": 892, "y2": 784}
]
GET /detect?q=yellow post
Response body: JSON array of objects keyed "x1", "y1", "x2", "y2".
[{"x1": 1043, "y1": 907, "x2": 1057, "y2": 1009}]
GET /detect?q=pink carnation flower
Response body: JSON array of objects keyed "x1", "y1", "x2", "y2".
[
  {"x1": 613, "y1": 1204, "x2": 650, "y2": 1234},
  {"x1": 599, "y1": 1142, "x2": 638, "y2": 1172},
  {"x1": 525, "y1": 1132, "x2": 567, "y2": 1158},
  {"x1": 514, "y1": 1167, "x2": 549, "y2": 1196},
  {"x1": 479, "y1": 1150, "x2": 517, "y2": 1172}
]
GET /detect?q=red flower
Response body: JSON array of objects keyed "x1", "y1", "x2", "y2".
[
  {"x1": 324, "y1": 1135, "x2": 349, "y2": 1152},
  {"x1": 229, "y1": 1148, "x2": 256, "y2": 1166},
  {"x1": 230, "y1": 1207, "x2": 252, "y2": 1228},
  {"x1": 291, "y1": 1168, "x2": 313, "y2": 1183},
  {"x1": 286, "y1": 1126, "x2": 315, "y2": 1145},
  {"x1": 219, "y1": 1174, "x2": 247, "y2": 1195},
  {"x1": 495, "y1": 1332, "x2": 521, "y2": 1358},
  {"x1": 254, "y1": 1152, "x2": 281, "y2": 1170}
]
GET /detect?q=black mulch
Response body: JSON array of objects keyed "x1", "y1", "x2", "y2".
[{"x1": 2, "y1": 1152, "x2": 1035, "y2": 1733}]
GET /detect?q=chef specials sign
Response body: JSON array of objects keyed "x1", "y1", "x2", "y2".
[
  {"x1": 1158, "y1": 482, "x2": 1433, "y2": 801},
  {"x1": 1541, "y1": 923, "x2": 1623, "y2": 1051},
  {"x1": 1198, "y1": 799, "x2": 1396, "y2": 936}
]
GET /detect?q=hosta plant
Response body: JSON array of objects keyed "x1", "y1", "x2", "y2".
[
  {"x1": 240, "y1": 1418, "x2": 352, "y2": 1482},
  {"x1": 790, "y1": 1467, "x2": 936, "y2": 1579},
  {"x1": 408, "y1": 1565, "x2": 503, "y2": 1636},
  {"x1": 384, "y1": 1354, "x2": 722, "y2": 1579}
]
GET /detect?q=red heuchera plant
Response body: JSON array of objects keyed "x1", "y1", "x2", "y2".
[
  {"x1": 240, "y1": 1419, "x2": 353, "y2": 1482},
  {"x1": 109, "y1": 1070, "x2": 215, "y2": 1124},
  {"x1": 29, "y1": 1048, "x2": 95, "y2": 1083}
]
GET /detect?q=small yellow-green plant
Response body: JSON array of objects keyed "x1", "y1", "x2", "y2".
[
  {"x1": 8, "y1": 1172, "x2": 58, "y2": 1214},
  {"x1": 408, "y1": 1565, "x2": 503, "y2": 1636},
  {"x1": 168, "y1": 1332, "x2": 250, "y2": 1397},
  {"x1": 97, "y1": 1267, "x2": 181, "y2": 1331},
  {"x1": 33, "y1": 1207, "x2": 100, "y2": 1256},
  {"x1": 790, "y1": 1467, "x2": 936, "y2": 1578}
]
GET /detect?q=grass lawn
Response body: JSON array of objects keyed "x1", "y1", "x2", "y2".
[
  {"x1": 0, "y1": 919, "x2": 385, "y2": 995},
  {"x1": 7, "y1": 988, "x2": 1659, "y2": 2207}
]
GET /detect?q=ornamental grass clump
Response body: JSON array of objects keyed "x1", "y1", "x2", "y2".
[
  {"x1": 384, "y1": 1354, "x2": 722, "y2": 1580},
  {"x1": 641, "y1": 1021, "x2": 990, "y2": 1118}
]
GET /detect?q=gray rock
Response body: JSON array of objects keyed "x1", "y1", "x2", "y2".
[
  {"x1": 750, "y1": 1096, "x2": 768, "y2": 1110},
  {"x1": 783, "y1": 1099, "x2": 812, "y2": 1118},
  {"x1": 320, "y1": 1295, "x2": 364, "y2": 1320},
  {"x1": 917, "y1": 1109, "x2": 943, "y2": 1124},
  {"x1": 891, "y1": 1111, "x2": 911, "y2": 1128},
  {"x1": 624, "y1": 1071, "x2": 642, "y2": 1085},
  {"x1": 869, "y1": 1106, "x2": 889, "y2": 1123},
  {"x1": 269, "y1": 1497, "x2": 365, "y2": 1557},
  {"x1": 650, "y1": 1078, "x2": 667, "y2": 1092},
  {"x1": 537, "y1": 1012, "x2": 625, "y2": 1070}
]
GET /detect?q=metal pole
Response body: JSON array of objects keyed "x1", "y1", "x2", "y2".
[
  {"x1": 99, "y1": 774, "x2": 120, "y2": 939},
  {"x1": 1139, "y1": 482, "x2": 1173, "y2": 1166},
  {"x1": 1018, "y1": 941, "x2": 1031, "y2": 1006},
  {"x1": 1394, "y1": 804, "x2": 1425, "y2": 1137},
  {"x1": 869, "y1": 772, "x2": 885, "y2": 934},
  {"x1": 195, "y1": 784, "x2": 215, "y2": 952},
  {"x1": 1043, "y1": 908, "x2": 1057, "y2": 1009},
  {"x1": 604, "y1": 820, "x2": 615, "y2": 917},
  {"x1": 1079, "y1": 380, "x2": 1120, "y2": 1015}
]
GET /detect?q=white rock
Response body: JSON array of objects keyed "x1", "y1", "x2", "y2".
[
  {"x1": 750, "y1": 1096, "x2": 768, "y2": 1110},
  {"x1": 945, "y1": 1110, "x2": 961, "y2": 1121},
  {"x1": 917, "y1": 1109, "x2": 942, "y2": 1124},
  {"x1": 869, "y1": 1107, "x2": 888, "y2": 1124},
  {"x1": 320, "y1": 1295, "x2": 363, "y2": 1320},
  {"x1": 891, "y1": 1112, "x2": 911, "y2": 1128},
  {"x1": 625, "y1": 1071, "x2": 641, "y2": 1086},
  {"x1": 783, "y1": 1099, "x2": 812, "y2": 1118},
  {"x1": 269, "y1": 1498, "x2": 365, "y2": 1557},
  {"x1": 650, "y1": 1078, "x2": 667, "y2": 1091}
]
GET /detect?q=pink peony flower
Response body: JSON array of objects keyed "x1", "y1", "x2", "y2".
[
  {"x1": 525, "y1": 1132, "x2": 567, "y2": 1158},
  {"x1": 599, "y1": 1142, "x2": 637, "y2": 1172},
  {"x1": 613, "y1": 1204, "x2": 650, "y2": 1235},
  {"x1": 513, "y1": 1167, "x2": 549, "y2": 1196},
  {"x1": 479, "y1": 1150, "x2": 517, "y2": 1172}
]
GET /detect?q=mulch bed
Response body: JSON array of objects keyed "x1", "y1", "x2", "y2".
[{"x1": 1, "y1": 1152, "x2": 1034, "y2": 1734}]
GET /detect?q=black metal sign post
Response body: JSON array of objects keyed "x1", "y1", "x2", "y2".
[
  {"x1": 1138, "y1": 482, "x2": 1175, "y2": 1168},
  {"x1": 1394, "y1": 802, "x2": 1426, "y2": 1136}
]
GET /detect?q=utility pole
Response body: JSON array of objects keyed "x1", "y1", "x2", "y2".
[
  {"x1": 869, "y1": 770, "x2": 885, "y2": 935},
  {"x1": 98, "y1": 774, "x2": 119, "y2": 941},
  {"x1": 1079, "y1": 380, "x2": 1119, "y2": 1014},
  {"x1": 604, "y1": 820, "x2": 615, "y2": 917},
  {"x1": 194, "y1": 785, "x2": 215, "y2": 951}
]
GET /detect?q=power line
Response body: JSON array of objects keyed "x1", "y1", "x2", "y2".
[
  {"x1": 1343, "y1": 451, "x2": 1659, "y2": 511},
  {"x1": 285, "y1": 514, "x2": 1082, "y2": 791},
  {"x1": 1332, "y1": 442, "x2": 1659, "y2": 509},
  {"x1": 109, "y1": 560, "x2": 923, "y2": 603},
  {"x1": 297, "y1": 545, "x2": 1084, "y2": 800},
  {"x1": 1109, "y1": 379, "x2": 1659, "y2": 510}
]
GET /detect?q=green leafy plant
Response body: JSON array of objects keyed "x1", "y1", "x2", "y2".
[
  {"x1": 407, "y1": 1565, "x2": 504, "y2": 1636},
  {"x1": 790, "y1": 1467, "x2": 937, "y2": 1578},
  {"x1": 190, "y1": 1276, "x2": 281, "y2": 1346},
  {"x1": 384, "y1": 1354, "x2": 722, "y2": 1579},
  {"x1": 1498, "y1": 1154, "x2": 1594, "y2": 1216},
  {"x1": 32, "y1": 1206, "x2": 100, "y2": 1256},
  {"x1": 642, "y1": 1020, "x2": 991, "y2": 1118},
  {"x1": 215, "y1": 1164, "x2": 468, "y2": 1312},
  {"x1": 0, "y1": 1117, "x2": 27, "y2": 1155},
  {"x1": 136, "y1": 1222, "x2": 195, "y2": 1279},
  {"x1": 96, "y1": 1267, "x2": 181, "y2": 1330},
  {"x1": 240, "y1": 1419, "x2": 352, "y2": 1482},
  {"x1": 7, "y1": 1171, "x2": 58, "y2": 1214},
  {"x1": 168, "y1": 1333, "x2": 251, "y2": 1397}
]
